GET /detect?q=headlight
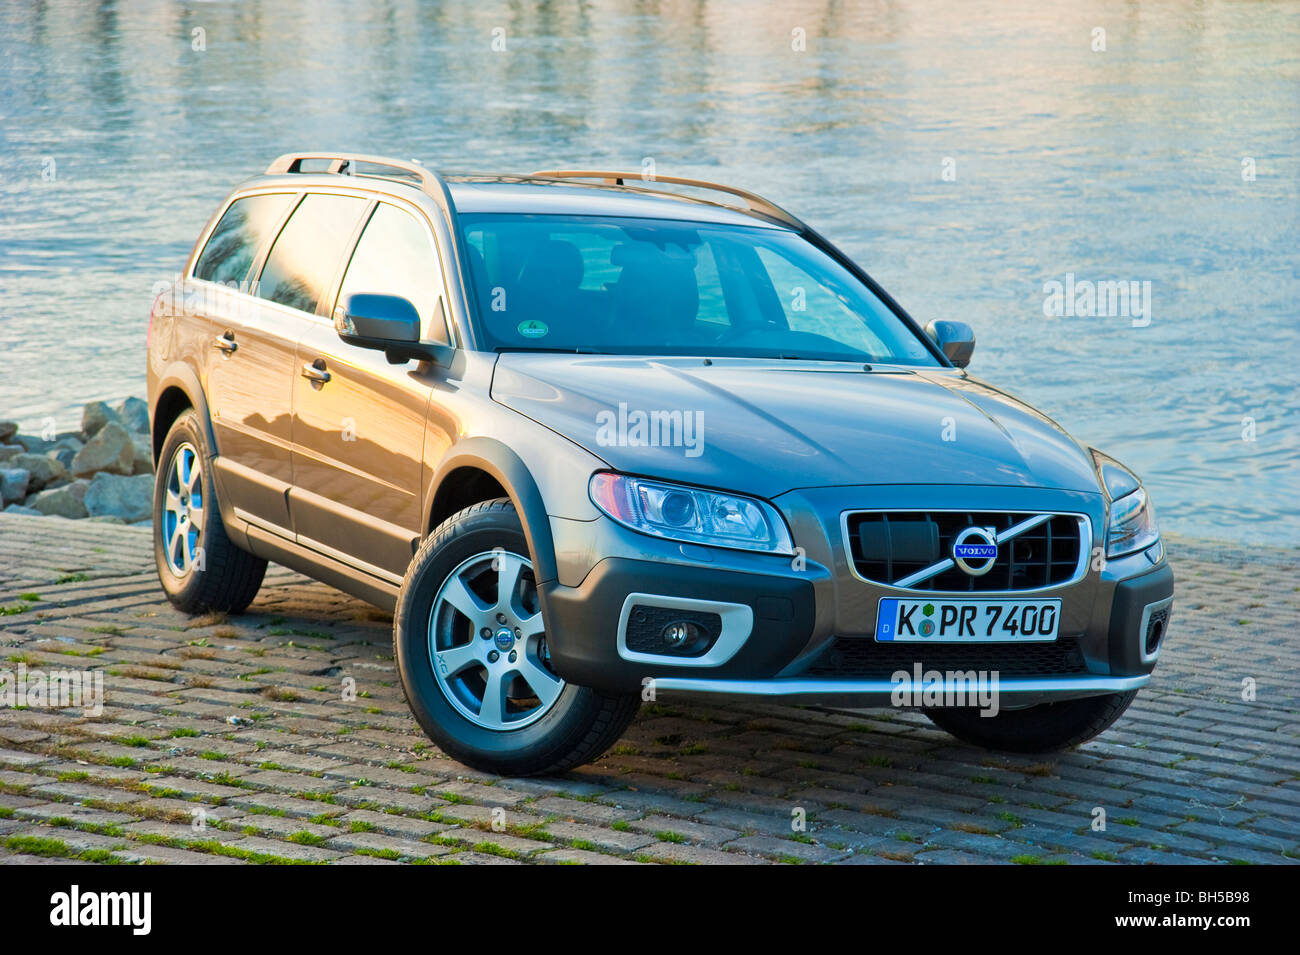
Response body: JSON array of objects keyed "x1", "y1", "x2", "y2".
[
  {"x1": 589, "y1": 472, "x2": 794, "y2": 554},
  {"x1": 1107, "y1": 486, "x2": 1159, "y2": 558},
  {"x1": 1092, "y1": 450, "x2": 1161, "y2": 558}
]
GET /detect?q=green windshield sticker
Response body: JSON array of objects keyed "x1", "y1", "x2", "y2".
[{"x1": 517, "y1": 320, "x2": 549, "y2": 339}]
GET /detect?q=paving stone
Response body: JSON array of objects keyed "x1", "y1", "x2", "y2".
[
  {"x1": 542, "y1": 820, "x2": 655, "y2": 853},
  {"x1": 324, "y1": 831, "x2": 453, "y2": 859}
]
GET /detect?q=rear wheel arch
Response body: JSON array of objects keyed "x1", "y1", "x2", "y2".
[
  {"x1": 151, "y1": 366, "x2": 217, "y2": 465},
  {"x1": 425, "y1": 438, "x2": 558, "y2": 585}
]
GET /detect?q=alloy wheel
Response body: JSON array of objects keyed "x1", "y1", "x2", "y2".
[
  {"x1": 161, "y1": 441, "x2": 205, "y2": 577},
  {"x1": 427, "y1": 549, "x2": 564, "y2": 730}
]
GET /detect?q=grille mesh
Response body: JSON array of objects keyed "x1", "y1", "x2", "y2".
[{"x1": 845, "y1": 511, "x2": 1083, "y2": 591}]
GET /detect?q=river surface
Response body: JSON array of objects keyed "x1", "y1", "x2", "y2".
[{"x1": 2, "y1": 0, "x2": 1298, "y2": 544}]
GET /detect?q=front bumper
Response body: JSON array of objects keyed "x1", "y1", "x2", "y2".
[{"x1": 541, "y1": 484, "x2": 1174, "y2": 702}]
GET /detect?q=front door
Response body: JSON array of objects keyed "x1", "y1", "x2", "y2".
[{"x1": 291, "y1": 201, "x2": 450, "y2": 579}]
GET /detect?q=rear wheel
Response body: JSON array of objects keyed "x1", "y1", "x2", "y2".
[
  {"x1": 394, "y1": 498, "x2": 639, "y2": 776},
  {"x1": 153, "y1": 408, "x2": 267, "y2": 614},
  {"x1": 924, "y1": 690, "x2": 1138, "y2": 753}
]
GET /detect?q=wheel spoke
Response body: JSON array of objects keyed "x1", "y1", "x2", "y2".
[
  {"x1": 440, "y1": 574, "x2": 491, "y2": 623},
  {"x1": 189, "y1": 503, "x2": 205, "y2": 532},
  {"x1": 513, "y1": 654, "x2": 563, "y2": 709},
  {"x1": 478, "y1": 669, "x2": 509, "y2": 727},
  {"x1": 433, "y1": 641, "x2": 480, "y2": 680},
  {"x1": 168, "y1": 524, "x2": 186, "y2": 569},
  {"x1": 517, "y1": 610, "x2": 545, "y2": 640},
  {"x1": 495, "y1": 553, "x2": 526, "y2": 611}
]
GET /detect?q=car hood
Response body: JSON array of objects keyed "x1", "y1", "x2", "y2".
[{"x1": 491, "y1": 355, "x2": 1102, "y2": 499}]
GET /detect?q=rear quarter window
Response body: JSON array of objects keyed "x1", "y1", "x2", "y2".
[{"x1": 192, "y1": 193, "x2": 294, "y2": 287}]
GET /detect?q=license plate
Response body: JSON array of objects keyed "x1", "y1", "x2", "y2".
[{"x1": 875, "y1": 597, "x2": 1061, "y2": 643}]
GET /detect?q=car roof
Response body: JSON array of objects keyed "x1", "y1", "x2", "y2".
[
  {"x1": 442, "y1": 177, "x2": 788, "y2": 229},
  {"x1": 244, "y1": 155, "x2": 802, "y2": 232}
]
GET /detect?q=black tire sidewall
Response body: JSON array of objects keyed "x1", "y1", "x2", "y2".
[{"x1": 394, "y1": 504, "x2": 611, "y2": 774}]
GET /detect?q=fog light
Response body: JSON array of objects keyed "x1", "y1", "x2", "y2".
[{"x1": 662, "y1": 620, "x2": 700, "y2": 648}]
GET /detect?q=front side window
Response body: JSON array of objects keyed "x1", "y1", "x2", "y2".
[
  {"x1": 335, "y1": 203, "x2": 449, "y2": 343},
  {"x1": 257, "y1": 194, "x2": 368, "y2": 315},
  {"x1": 193, "y1": 193, "x2": 294, "y2": 287},
  {"x1": 459, "y1": 214, "x2": 937, "y2": 365}
]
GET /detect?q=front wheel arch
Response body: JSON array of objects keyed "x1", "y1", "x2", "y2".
[{"x1": 424, "y1": 438, "x2": 559, "y2": 585}]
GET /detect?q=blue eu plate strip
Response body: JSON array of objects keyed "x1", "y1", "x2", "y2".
[{"x1": 876, "y1": 598, "x2": 898, "y2": 641}]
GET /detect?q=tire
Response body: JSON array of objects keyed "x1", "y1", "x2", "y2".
[
  {"x1": 153, "y1": 408, "x2": 267, "y2": 614},
  {"x1": 924, "y1": 690, "x2": 1139, "y2": 753},
  {"x1": 394, "y1": 498, "x2": 639, "y2": 776}
]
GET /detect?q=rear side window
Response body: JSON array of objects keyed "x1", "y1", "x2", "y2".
[
  {"x1": 335, "y1": 203, "x2": 448, "y2": 342},
  {"x1": 257, "y1": 194, "x2": 368, "y2": 315},
  {"x1": 193, "y1": 193, "x2": 293, "y2": 286}
]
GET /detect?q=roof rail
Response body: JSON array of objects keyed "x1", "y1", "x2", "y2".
[
  {"x1": 265, "y1": 152, "x2": 442, "y2": 192},
  {"x1": 529, "y1": 170, "x2": 806, "y2": 231}
]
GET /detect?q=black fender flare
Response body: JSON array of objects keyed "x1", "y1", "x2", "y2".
[{"x1": 424, "y1": 437, "x2": 559, "y2": 585}]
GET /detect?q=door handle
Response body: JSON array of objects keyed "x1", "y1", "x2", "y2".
[
  {"x1": 301, "y1": 359, "x2": 331, "y2": 384},
  {"x1": 213, "y1": 332, "x2": 238, "y2": 354}
]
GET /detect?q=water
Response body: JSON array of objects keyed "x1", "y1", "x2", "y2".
[{"x1": 2, "y1": 0, "x2": 1298, "y2": 545}]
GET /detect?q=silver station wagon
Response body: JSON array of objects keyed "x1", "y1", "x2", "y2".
[{"x1": 147, "y1": 152, "x2": 1174, "y2": 775}]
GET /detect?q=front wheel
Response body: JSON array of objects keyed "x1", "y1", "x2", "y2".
[
  {"x1": 394, "y1": 498, "x2": 639, "y2": 776},
  {"x1": 924, "y1": 690, "x2": 1138, "y2": 753}
]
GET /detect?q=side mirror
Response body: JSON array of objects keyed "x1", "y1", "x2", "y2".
[
  {"x1": 925, "y1": 320, "x2": 975, "y2": 368},
  {"x1": 334, "y1": 293, "x2": 453, "y2": 366}
]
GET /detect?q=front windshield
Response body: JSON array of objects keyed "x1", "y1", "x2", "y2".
[{"x1": 458, "y1": 213, "x2": 939, "y2": 365}]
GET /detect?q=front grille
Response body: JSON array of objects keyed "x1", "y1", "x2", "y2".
[
  {"x1": 844, "y1": 510, "x2": 1085, "y2": 592},
  {"x1": 805, "y1": 634, "x2": 1089, "y2": 678}
]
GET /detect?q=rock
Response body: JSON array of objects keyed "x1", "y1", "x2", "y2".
[
  {"x1": 70, "y1": 421, "x2": 135, "y2": 477},
  {"x1": 48, "y1": 446, "x2": 77, "y2": 470},
  {"x1": 131, "y1": 435, "x2": 154, "y2": 475},
  {"x1": 3, "y1": 504, "x2": 42, "y2": 516},
  {"x1": 10, "y1": 453, "x2": 66, "y2": 492},
  {"x1": 83, "y1": 472, "x2": 154, "y2": 523},
  {"x1": 81, "y1": 400, "x2": 124, "y2": 440},
  {"x1": 117, "y1": 397, "x2": 150, "y2": 434},
  {"x1": 14, "y1": 433, "x2": 51, "y2": 453},
  {"x1": 0, "y1": 445, "x2": 23, "y2": 462},
  {"x1": 0, "y1": 468, "x2": 30, "y2": 504},
  {"x1": 29, "y1": 479, "x2": 90, "y2": 518},
  {"x1": 0, "y1": 421, "x2": 17, "y2": 443}
]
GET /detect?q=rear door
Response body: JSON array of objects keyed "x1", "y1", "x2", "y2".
[
  {"x1": 208, "y1": 191, "x2": 368, "y2": 535},
  {"x1": 198, "y1": 190, "x2": 300, "y2": 532},
  {"x1": 290, "y1": 200, "x2": 451, "y2": 579}
]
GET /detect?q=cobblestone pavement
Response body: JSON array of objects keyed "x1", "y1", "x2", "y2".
[{"x1": 0, "y1": 513, "x2": 1296, "y2": 865}]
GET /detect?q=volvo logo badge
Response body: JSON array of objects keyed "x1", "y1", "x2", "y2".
[{"x1": 953, "y1": 526, "x2": 999, "y2": 576}]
